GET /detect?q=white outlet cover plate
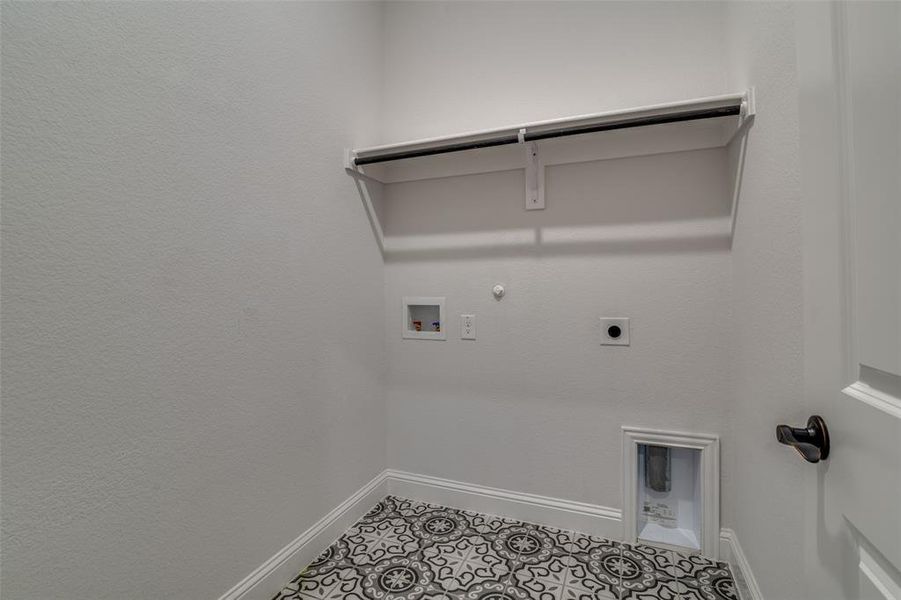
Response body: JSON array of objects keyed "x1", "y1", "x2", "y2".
[
  {"x1": 600, "y1": 317, "x2": 630, "y2": 346},
  {"x1": 461, "y1": 314, "x2": 476, "y2": 340}
]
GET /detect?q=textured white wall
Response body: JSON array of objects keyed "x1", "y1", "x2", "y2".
[
  {"x1": 724, "y1": 2, "x2": 807, "y2": 596},
  {"x1": 1, "y1": 2, "x2": 811, "y2": 596},
  {"x1": 0, "y1": 3, "x2": 386, "y2": 598},
  {"x1": 380, "y1": 1, "x2": 728, "y2": 143},
  {"x1": 380, "y1": 1, "x2": 736, "y2": 510}
]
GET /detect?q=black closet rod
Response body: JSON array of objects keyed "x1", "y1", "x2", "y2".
[{"x1": 353, "y1": 104, "x2": 742, "y2": 166}]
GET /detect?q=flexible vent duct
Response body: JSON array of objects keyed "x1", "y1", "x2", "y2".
[{"x1": 645, "y1": 445, "x2": 671, "y2": 493}]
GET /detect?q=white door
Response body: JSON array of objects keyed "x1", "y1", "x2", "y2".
[{"x1": 797, "y1": 2, "x2": 901, "y2": 599}]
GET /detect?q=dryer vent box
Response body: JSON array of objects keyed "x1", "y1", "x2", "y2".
[{"x1": 623, "y1": 427, "x2": 720, "y2": 557}]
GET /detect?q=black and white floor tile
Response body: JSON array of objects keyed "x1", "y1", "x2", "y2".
[{"x1": 273, "y1": 496, "x2": 740, "y2": 600}]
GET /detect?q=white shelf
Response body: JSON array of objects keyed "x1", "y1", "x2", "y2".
[
  {"x1": 345, "y1": 90, "x2": 755, "y2": 253},
  {"x1": 346, "y1": 90, "x2": 754, "y2": 185}
]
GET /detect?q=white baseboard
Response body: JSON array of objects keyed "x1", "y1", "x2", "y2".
[
  {"x1": 220, "y1": 469, "x2": 761, "y2": 600},
  {"x1": 385, "y1": 469, "x2": 623, "y2": 540},
  {"x1": 719, "y1": 528, "x2": 764, "y2": 600},
  {"x1": 217, "y1": 470, "x2": 388, "y2": 600}
]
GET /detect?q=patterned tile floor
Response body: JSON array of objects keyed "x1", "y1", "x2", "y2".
[{"x1": 274, "y1": 496, "x2": 739, "y2": 600}]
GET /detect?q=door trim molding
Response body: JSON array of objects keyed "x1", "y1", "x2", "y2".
[
  {"x1": 859, "y1": 543, "x2": 901, "y2": 600},
  {"x1": 844, "y1": 380, "x2": 901, "y2": 420}
]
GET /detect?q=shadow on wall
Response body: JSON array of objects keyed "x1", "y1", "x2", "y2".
[{"x1": 373, "y1": 148, "x2": 733, "y2": 262}]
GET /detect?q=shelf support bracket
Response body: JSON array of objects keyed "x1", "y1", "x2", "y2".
[
  {"x1": 520, "y1": 129, "x2": 545, "y2": 210},
  {"x1": 343, "y1": 148, "x2": 386, "y2": 253}
]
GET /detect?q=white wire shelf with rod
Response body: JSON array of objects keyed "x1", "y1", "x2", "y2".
[
  {"x1": 346, "y1": 90, "x2": 754, "y2": 184},
  {"x1": 344, "y1": 89, "x2": 755, "y2": 251}
]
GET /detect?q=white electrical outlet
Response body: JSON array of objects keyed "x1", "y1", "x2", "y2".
[
  {"x1": 461, "y1": 314, "x2": 476, "y2": 340},
  {"x1": 600, "y1": 317, "x2": 630, "y2": 346}
]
